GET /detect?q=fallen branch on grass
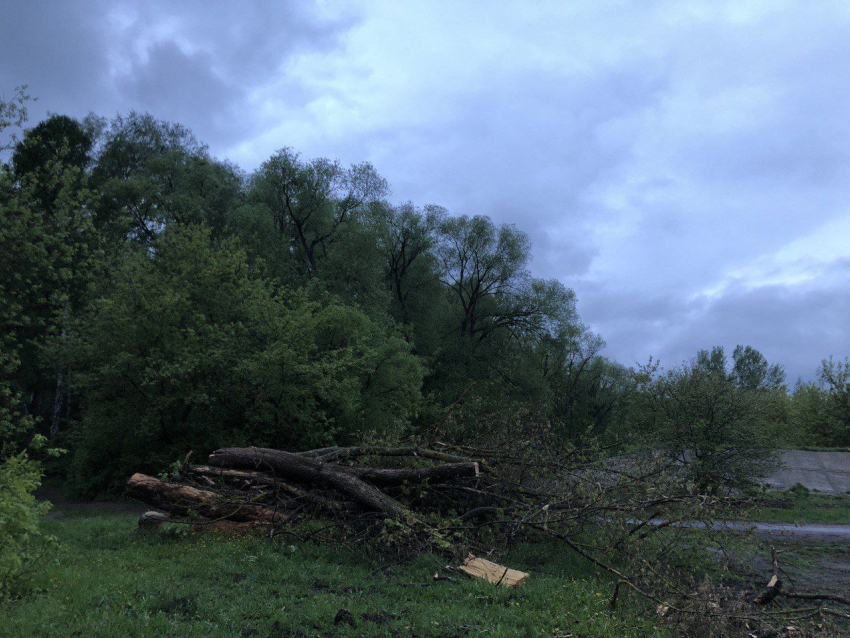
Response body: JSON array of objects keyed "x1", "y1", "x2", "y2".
[{"x1": 127, "y1": 445, "x2": 525, "y2": 584}]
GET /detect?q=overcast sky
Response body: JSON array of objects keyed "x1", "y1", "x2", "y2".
[{"x1": 3, "y1": 0, "x2": 849, "y2": 381}]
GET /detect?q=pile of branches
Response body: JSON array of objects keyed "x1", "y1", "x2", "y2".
[
  {"x1": 127, "y1": 444, "x2": 489, "y2": 547},
  {"x1": 125, "y1": 440, "x2": 844, "y2": 636},
  {"x1": 126, "y1": 440, "x2": 727, "y2": 580},
  {"x1": 127, "y1": 441, "x2": 693, "y2": 549}
]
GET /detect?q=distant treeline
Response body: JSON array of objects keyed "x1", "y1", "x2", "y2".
[{"x1": 1, "y1": 107, "x2": 848, "y2": 495}]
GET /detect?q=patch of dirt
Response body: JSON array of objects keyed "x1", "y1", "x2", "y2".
[
  {"x1": 360, "y1": 610, "x2": 405, "y2": 624},
  {"x1": 160, "y1": 596, "x2": 193, "y2": 617},
  {"x1": 36, "y1": 485, "x2": 148, "y2": 518}
]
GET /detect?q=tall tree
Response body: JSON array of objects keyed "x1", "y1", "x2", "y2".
[
  {"x1": 250, "y1": 147, "x2": 388, "y2": 277},
  {"x1": 731, "y1": 345, "x2": 786, "y2": 391},
  {"x1": 4, "y1": 115, "x2": 96, "y2": 438},
  {"x1": 91, "y1": 113, "x2": 243, "y2": 243},
  {"x1": 376, "y1": 202, "x2": 445, "y2": 327},
  {"x1": 435, "y1": 215, "x2": 532, "y2": 341},
  {"x1": 816, "y1": 357, "x2": 850, "y2": 446}
]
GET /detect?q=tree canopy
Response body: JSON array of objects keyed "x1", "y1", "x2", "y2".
[{"x1": 1, "y1": 108, "x2": 844, "y2": 496}]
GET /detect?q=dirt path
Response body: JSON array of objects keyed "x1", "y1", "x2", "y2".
[{"x1": 36, "y1": 486, "x2": 147, "y2": 519}]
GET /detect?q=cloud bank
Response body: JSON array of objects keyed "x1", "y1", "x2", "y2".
[{"x1": 2, "y1": 0, "x2": 848, "y2": 380}]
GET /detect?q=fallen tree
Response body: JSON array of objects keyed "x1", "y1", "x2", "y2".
[
  {"x1": 128, "y1": 444, "x2": 521, "y2": 584},
  {"x1": 123, "y1": 439, "x2": 846, "y2": 635}
]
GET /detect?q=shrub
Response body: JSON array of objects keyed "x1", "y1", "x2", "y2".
[
  {"x1": 636, "y1": 349, "x2": 780, "y2": 494},
  {"x1": 0, "y1": 453, "x2": 52, "y2": 597},
  {"x1": 64, "y1": 225, "x2": 423, "y2": 494}
]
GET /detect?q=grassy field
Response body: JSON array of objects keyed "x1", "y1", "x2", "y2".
[
  {"x1": 0, "y1": 512, "x2": 671, "y2": 638},
  {"x1": 749, "y1": 491, "x2": 850, "y2": 525}
]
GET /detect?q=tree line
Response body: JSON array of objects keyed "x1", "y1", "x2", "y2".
[{"x1": 1, "y1": 101, "x2": 848, "y2": 502}]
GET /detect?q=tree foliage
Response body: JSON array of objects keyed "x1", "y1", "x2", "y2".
[
  {"x1": 63, "y1": 226, "x2": 421, "y2": 492},
  {"x1": 636, "y1": 347, "x2": 782, "y2": 493},
  {"x1": 1, "y1": 106, "x2": 845, "y2": 501}
]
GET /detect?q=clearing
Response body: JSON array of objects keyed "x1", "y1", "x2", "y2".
[{"x1": 1, "y1": 512, "x2": 670, "y2": 638}]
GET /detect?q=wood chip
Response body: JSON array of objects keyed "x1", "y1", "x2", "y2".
[{"x1": 458, "y1": 555, "x2": 528, "y2": 587}]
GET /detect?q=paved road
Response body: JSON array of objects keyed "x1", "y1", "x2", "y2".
[
  {"x1": 717, "y1": 520, "x2": 850, "y2": 539},
  {"x1": 648, "y1": 519, "x2": 850, "y2": 540},
  {"x1": 763, "y1": 450, "x2": 850, "y2": 494}
]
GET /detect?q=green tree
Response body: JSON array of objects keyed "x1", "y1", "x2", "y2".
[
  {"x1": 789, "y1": 380, "x2": 830, "y2": 445},
  {"x1": 64, "y1": 225, "x2": 422, "y2": 493},
  {"x1": 637, "y1": 351, "x2": 779, "y2": 494},
  {"x1": 435, "y1": 215, "x2": 532, "y2": 341},
  {"x1": 3, "y1": 115, "x2": 97, "y2": 437},
  {"x1": 375, "y1": 202, "x2": 445, "y2": 327},
  {"x1": 731, "y1": 345, "x2": 786, "y2": 391},
  {"x1": 0, "y1": 89, "x2": 57, "y2": 597},
  {"x1": 249, "y1": 148, "x2": 388, "y2": 278},
  {"x1": 816, "y1": 357, "x2": 850, "y2": 446},
  {"x1": 0, "y1": 85, "x2": 30, "y2": 152},
  {"x1": 12, "y1": 114, "x2": 92, "y2": 180},
  {"x1": 91, "y1": 113, "x2": 243, "y2": 244}
]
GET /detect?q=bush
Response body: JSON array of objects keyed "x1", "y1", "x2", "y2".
[
  {"x1": 636, "y1": 349, "x2": 779, "y2": 494},
  {"x1": 64, "y1": 226, "x2": 423, "y2": 494},
  {"x1": 0, "y1": 453, "x2": 52, "y2": 597}
]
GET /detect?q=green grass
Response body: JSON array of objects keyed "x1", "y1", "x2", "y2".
[
  {"x1": 748, "y1": 491, "x2": 850, "y2": 525},
  {"x1": 0, "y1": 513, "x2": 670, "y2": 638}
]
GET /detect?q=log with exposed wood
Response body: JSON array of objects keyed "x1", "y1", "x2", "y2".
[
  {"x1": 207, "y1": 447, "x2": 419, "y2": 522},
  {"x1": 126, "y1": 473, "x2": 287, "y2": 524},
  {"x1": 754, "y1": 574, "x2": 782, "y2": 605}
]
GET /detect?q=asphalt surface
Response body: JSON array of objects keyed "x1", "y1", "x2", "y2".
[
  {"x1": 709, "y1": 520, "x2": 850, "y2": 539},
  {"x1": 763, "y1": 450, "x2": 850, "y2": 494}
]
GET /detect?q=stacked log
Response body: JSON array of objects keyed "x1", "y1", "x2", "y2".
[
  {"x1": 126, "y1": 445, "x2": 528, "y2": 586},
  {"x1": 126, "y1": 445, "x2": 483, "y2": 535}
]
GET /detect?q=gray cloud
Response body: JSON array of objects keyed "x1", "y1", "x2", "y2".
[
  {"x1": 0, "y1": 1, "x2": 357, "y2": 150},
  {"x1": 3, "y1": 1, "x2": 849, "y2": 379}
]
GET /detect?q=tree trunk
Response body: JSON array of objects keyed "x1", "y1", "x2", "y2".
[
  {"x1": 126, "y1": 473, "x2": 285, "y2": 524},
  {"x1": 208, "y1": 447, "x2": 416, "y2": 522},
  {"x1": 339, "y1": 462, "x2": 479, "y2": 486},
  {"x1": 49, "y1": 368, "x2": 64, "y2": 438}
]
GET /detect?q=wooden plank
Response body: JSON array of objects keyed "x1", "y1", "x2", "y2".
[{"x1": 458, "y1": 555, "x2": 529, "y2": 587}]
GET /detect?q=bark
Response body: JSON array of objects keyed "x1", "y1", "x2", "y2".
[
  {"x1": 339, "y1": 461, "x2": 480, "y2": 486},
  {"x1": 126, "y1": 473, "x2": 285, "y2": 524},
  {"x1": 208, "y1": 447, "x2": 415, "y2": 522}
]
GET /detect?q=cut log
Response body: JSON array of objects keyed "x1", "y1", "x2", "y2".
[
  {"x1": 458, "y1": 555, "x2": 528, "y2": 587},
  {"x1": 208, "y1": 447, "x2": 416, "y2": 522},
  {"x1": 754, "y1": 576, "x2": 782, "y2": 605},
  {"x1": 138, "y1": 510, "x2": 172, "y2": 529},
  {"x1": 187, "y1": 465, "x2": 361, "y2": 514},
  {"x1": 126, "y1": 473, "x2": 285, "y2": 524}
]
